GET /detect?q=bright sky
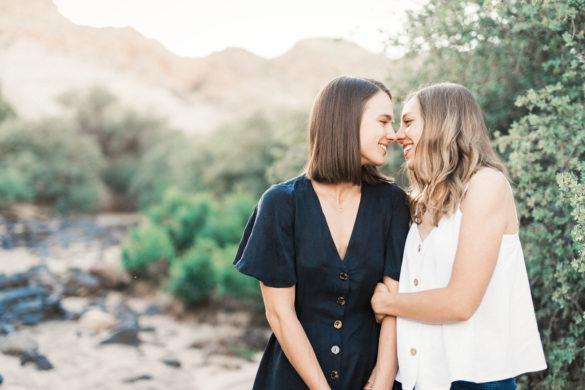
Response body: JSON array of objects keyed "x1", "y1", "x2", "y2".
[{"x1": 52, "y1": 0, "x2": 425, "y2": 59}]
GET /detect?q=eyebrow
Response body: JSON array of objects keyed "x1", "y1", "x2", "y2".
[
  {"x1": 380, "y1": 113, "x2": 394, "y2": 122},
  {"x1": 401, "y1": 112, "x2": 413, "y2": 121}
]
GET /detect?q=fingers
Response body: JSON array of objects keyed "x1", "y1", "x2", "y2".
[
  {"x1": 375, "y1": 313, "x2": 385, "y2": 324},
  {"x1": 374, "y1": 282, "x2": 389, "y2": 293}
]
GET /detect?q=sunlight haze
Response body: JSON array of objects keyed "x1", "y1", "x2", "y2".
[{"x1": 52, "y1": 0, "x2": 425, "y2": 58}]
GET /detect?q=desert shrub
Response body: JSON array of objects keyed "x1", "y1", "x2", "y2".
[
  {"x1": 0, "y1": 117, "x2": 104, "y2": 212},
  {"x1": 121, "y1": 222, "x2": 176, "y2": 279},
  {"x1": 166, "y1": 238, "x2": 218, "y2": 304},
  {"x1": 0, "y1": 87, "x2": 16, "y2": 124},
  {"x1": 200, "y1": 192, "x2": 257, "y2": 247},
  {"x1": 120, "y1": 188, "x2": 260, "y2": 305},
  {"x1": 59, "y1": 86, "x2": 173, "y2": 210},
  {"x1": 214, "y1": 243, "x2": 261, "y2": 305},
  {"x1": 147, "y1": 190, "x2": 217, "y2": 252}
]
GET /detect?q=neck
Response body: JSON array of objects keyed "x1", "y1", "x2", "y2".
[{"x1": 311, "y1": 180, "x2": 361, "y2": 203}]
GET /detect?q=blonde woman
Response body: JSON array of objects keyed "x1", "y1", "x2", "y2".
[{"x1": 371, "y1": 83, "x2": 546, "y2": 390}]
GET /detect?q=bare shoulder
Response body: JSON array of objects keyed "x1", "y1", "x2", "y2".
[{"x1": 462, "y1": 167, "x2": 510, "y2": 214}]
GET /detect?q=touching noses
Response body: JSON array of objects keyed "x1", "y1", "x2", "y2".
[
  {"x1": 395, "y1": 124, "x2": 406, "y2": 143},
  {"x1": 386, "y1": 125, "x2": 397, "y2": 142}
]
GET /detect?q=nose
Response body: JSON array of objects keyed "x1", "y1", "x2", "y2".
[
  {"x1": 386, "y1": 125, "x2": 397, "y2": 141},
  {"x1": 395, "y1": 124, "x2": 406, "y2": 143}
]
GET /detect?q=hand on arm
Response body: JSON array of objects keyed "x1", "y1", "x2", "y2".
[
  {"x1": 260, "y1": 282, "x2": 331, "y2": 390},
  {"x1": 372, "y1": 170, "x2": 512, "y2": 323}
]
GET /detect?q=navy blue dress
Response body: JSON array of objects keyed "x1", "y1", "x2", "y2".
[{"x1": 234, "y1": 174, "x2": 410, "y2": 390}]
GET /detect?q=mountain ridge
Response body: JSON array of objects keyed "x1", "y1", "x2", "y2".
[{"x1": 0, "y1": 0, "x2": 397, "y2": 132}]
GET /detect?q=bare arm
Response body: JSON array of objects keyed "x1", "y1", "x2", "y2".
[
  {"x1": 260, "y1": 282, "x2": 331, "y2": 390},
  {"x1": 370, "y1": 277, "x2": 398, "y2": 389},
  {"x1": 372, "y1": 170, "x2": 513, "y2": 323}
]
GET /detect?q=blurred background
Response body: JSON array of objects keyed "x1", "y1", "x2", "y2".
[{"x1": 0, "y1": 0, "x2": 583, "y2": 389}]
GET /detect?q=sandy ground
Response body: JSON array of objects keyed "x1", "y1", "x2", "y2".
[
  {"x1": 0, "y1": 215, "x2": 263, "y2": 390},
  {"x1": 0, "y1": 303, "x2": 260, "y2": 390}
]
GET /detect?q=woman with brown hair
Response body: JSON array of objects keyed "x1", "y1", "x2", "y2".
[
  {"x1": 371, "y1": 83, "x2": 546, "y2": 389},
  {"x1": 233, "y1": 76, "x2": 410, "y2": 389}
]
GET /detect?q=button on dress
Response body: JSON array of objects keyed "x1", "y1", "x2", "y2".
[{"x1": 233, "y1": 175, "x2": 410, "y2": 390}]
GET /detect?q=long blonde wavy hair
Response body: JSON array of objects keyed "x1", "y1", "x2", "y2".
[{"x1": 406, "y1": 83, "x2": 508, "y2": 226}]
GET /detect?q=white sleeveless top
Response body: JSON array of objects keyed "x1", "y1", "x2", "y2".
[{"x1": 395, "y1": 191, "x2": 547, "y2": 389}]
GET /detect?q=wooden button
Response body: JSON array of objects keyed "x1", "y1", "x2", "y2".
[
  {"x1": 330, "y1": 370, "x2": 340, "y2": 380},
  {"x1": 339, "y1": 272, "x2": 349, "y2": 281},
  {"x1": 410, "y1": 348, "x2": 417, "y2": 356},
  {"x1": 337, "y1": 297, "x2": 346, "y2": 306},
  {"x1": 413, "y1": 278, "x2": 419, "y2": 287},
  {"x1": 334, "y1": 320, "x2": 342, "y2": 329}
]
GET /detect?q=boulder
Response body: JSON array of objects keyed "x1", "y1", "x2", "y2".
[
  {"x1": 78, "y1": 309, "x2": 117, "y2": 331},
  {"x1": 0, "y1": 333, "x2": 38, "y2": 356}
]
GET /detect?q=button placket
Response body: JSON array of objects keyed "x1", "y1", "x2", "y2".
[{"x1": 330, "y1": 267, "x2": 349, "y2": 383}]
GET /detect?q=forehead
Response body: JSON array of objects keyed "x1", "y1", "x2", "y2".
[
  {"x1": 401, "y1": 97, "x2": 420, "y2": 116},
  {"x1": 364, "y1": 91, "x2": 393, "y2": 113}
]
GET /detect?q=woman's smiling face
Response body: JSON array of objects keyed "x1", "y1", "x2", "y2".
[
  {"x1": 396, "y1": 97, "x2": 424, "y2": 170},
  {"x1": 359, "y1": 91, "x2": 396, "y2": 167}
]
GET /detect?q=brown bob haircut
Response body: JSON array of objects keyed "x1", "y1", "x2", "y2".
[{"x1": 305, "y1": 76, "x2": 392, "y2": 185}]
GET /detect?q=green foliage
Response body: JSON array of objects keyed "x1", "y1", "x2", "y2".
[
  {"x1": 394, "y1": 0, "x2": 569, "y2": 132},
  {"x1": 120, "y1": 188, "x2": 259, "y2": 306},
  {"x1": 167, "y1": 239, "x2": 218, "y2": 304},
  {"x1": 200, "y1": 192, "x2": 257, "y2": 247},
  {"x1": 129, "y1": 131, "x2": 199, "y2": 208},
  {"x1": 214, "y1": 243, "x2": 262, "y2": 304},
  {"x1": 0, "y1": 87, "x2": 16, "y2": 124},
  {"x1": 200, "y1": 110, "x2": 308, "y2": 198},
  {"x1": 59, "y1": 86, "x2": 174, "y2": 210},
  {"x1": 0, "y1": 117, "x2": 104, "y2": 212},
  {"x1": 121, "y1": 222, "x2": 176, "y2": 278},
  {"x1": 147, "y1": 190, "x2": 217, "y2": 252},
  {"x1": 557, "y1": 165, "x2": 585, "y2": 275}
]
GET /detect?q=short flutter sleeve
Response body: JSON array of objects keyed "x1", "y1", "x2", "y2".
[
  {"x1": 233, "y1": 185, "x2": 296, "y2": 287},
  {"x1": 384, "y1": 186, "x2": 410, "y2": 281}
]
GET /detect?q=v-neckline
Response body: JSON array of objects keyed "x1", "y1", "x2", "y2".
[
  {"x1": 305, "y1": 176, "x2": 365, "y2": 262},
  {"x1": 415, "y1": 222, "x2": 436, "y2": 244}
]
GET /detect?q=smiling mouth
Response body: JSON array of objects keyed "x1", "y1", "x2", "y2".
[
  {"x1": 378, "y1": 143, "x2": 387, "y2": 151},
  {"x1": 403, "y1": 144, "x2": 413, "y2": 155}
]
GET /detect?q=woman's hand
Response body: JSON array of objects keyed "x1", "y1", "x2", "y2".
[{"x1": 371, "y1": 282, "x2": 390, "y2": 321}]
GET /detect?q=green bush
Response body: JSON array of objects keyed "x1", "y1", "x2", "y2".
[
  {"x1": 121, "y1": 223, "x2": 176, "y2": 278},
  {"x1": 119, "y1": 188, "x2": 260, "y2": 306},
  {"x1": 215, "y1": 243, "x2": 261, "y2": 305},
  {"x1": 0, "y1": 162, "x2": 33, "y2": 208},
  {"x1": 129, "y1": 132, "x2": 198, "y2": 208},
  {"x1": 0, "y1": 87, "x2": 16, "y2": 124},
  {"x1": 147, "y1": 190, "x2": 217, "y2": 251},
  {"x1": 200, "y1": 192, "x2": 257, "y2": 247},
  {"x1": 393, "y1": 0, "x2": 567, "y2": 133},
  {"x1": 59, "y1": 86, "x2": 172, "y2": 210},
  {"x1": 166, "y1": 238, "x2": 218, "y2": 304},
  {"x1": 0, "y1": 117, "x2": 104, "y2": 212}
]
